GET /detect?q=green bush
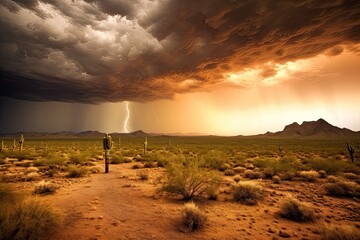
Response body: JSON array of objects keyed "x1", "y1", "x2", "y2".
[
  {"x1": 65, "y1": 165, "x2": 88, "y2": 178},
  {"x1": 278, "y1": 197, "x2": 316, "y2": 222},
  {"x1": 200, "y1": 150, "x2": 228, "y2": 170},
  {"x1": 233, "y1": 182, "x2": 264, "y2": 205},
  {"x1": 308, "y1": 157, "x2": 348, "y2": 175},
  {"x1": 162, "y1": 158, "x2": 220, "y2": 200},
  {"x1": 110, "y1": 155, "x2": 125, "y2": 164}
]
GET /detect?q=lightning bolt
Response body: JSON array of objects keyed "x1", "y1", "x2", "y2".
[{"x1": 123, "y1": 101, "x2": 130, "y2": 133}]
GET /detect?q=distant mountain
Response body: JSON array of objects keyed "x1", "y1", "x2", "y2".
[
  {"x1": 0, "y1": 130, "x2": 151, "y2": 138},
  {"x1": 263, "y1": 118, "x2": 360, "y2": 137}
]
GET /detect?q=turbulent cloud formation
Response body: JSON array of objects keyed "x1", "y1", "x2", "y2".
[{"x1": 0, "y1": 0, "x2": 359, "y2": 103}]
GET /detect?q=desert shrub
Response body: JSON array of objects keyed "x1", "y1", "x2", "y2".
[
  {"x1": 233, "y1": 176, "x2": 241, "y2": 183},
  {"x1": 180, "y1": 202, "x2": 206, "y2": 232},
  {"x1": 110, "y1": 155, "x2": 124, "y2": 164},
  {"x1": 272, "y1": 175, "x2": 281, "y2": 184},
  {"x1": 327, "y1": 175, "x2": 340, "y2": 183},
  {"x1": 162, "y1": 158, "x2": 220, "y2": 200},
  {"x1": 324, "y1": 181, "x2": 360, "y2": 197},
  {"x1": 65, "y1": 165, "x2": 88, "y2": 178},
  {"x1": 34, "y1": 181, "x2": 58, "y2": 195},
  {"x1": 89, "y1": 167, "x2": 101, "y2": 174},
  {"x1": 343, "y1": 172, "x2": 359, "y2": 180},
  {"x1": 263, "y1": 168, "x2": 276, "y2": 179},
  {"x1": 299, "y1": 170, "x2": 319, "y2": 182},
  {"x1": 307, "y1": 157, "x2": 348, "y2": 175},
  {"x1": 0, "y1": 186, "x2": 60, "y2": 240},
  {"x1": 25, "y1": 167, "x2": 39, "y2": 173},
  {"x1": 224, "y1": 169, "x2": 235, "y2": 176},
  {"x1": 318, "y1": 170, "x2": 327, "y2": 178},
  {"x1": 318, "y1": 224, "x2": 360, "y2": 240},
  {"x1": 139, "y1": 171, "x2": 149, "y2": 181},
  {"x1": 244, "y1": 170, "x2": 263, "y2": 179},
  {"x1": 132, "y1": 163, "x2": 142, "y2": 169},
  {"x1": 233, "y1": 166, "x2": 246, "y2": 173},
  {"x1": 24, "y1": 172, "x2": 40, "y2": 181},
  {"x1": 280, "y1": 171, "x2": 297, "y2": 181},
  {"x1": 278, "y1": 197, "x2": 316, "y2": 222},
  {"x1": 156, "y1": 158, "x2": 168, "y2": 168},
  {"x1": 69, "y1": 153, "x2": 87, "y2": 165},
  {"x1": 233, "y1": 182, "x2": 264, "y2": 205},
  {"x1": 144, "y1": 162, "x2": 156, "y2": 168},
  {"x1": 254, "y1": 157, "x2": 300, "y2": 179},
  {"x1": 201, "y1": 150, "x2": 228, "y2": 170}
]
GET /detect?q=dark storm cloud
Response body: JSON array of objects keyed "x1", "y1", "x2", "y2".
[{"x1": 0, "y1": 0, "x2": 359, "y2": 103}]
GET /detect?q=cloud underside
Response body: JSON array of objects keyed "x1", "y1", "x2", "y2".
[{"x1": 0, "y1": 0, "x2": 359, "y2": 103}]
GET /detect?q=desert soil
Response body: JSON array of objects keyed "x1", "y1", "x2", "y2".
[{"x1": 15, "y1": 162, "x2": 359, "y2": 240}]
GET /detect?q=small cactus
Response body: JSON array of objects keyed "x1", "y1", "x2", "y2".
[
  {"x1": 18, "y1": 135, "x2": 25, "y2": 152},
  {"x1": 278, "y1": 146, "x2": 283, "y2": 154},
  {"x1": 347, "y1": 143, "x2": 355, "y2": 163},
  {"x1": 103, "y1": 134, "x2": 113, "y2": 173}
]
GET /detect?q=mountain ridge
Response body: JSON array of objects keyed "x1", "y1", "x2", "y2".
[{"x1": 262, "y1": 118, "x2": 359, "y2": 137}]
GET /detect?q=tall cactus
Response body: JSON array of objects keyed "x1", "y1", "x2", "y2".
[
  {"x1": 12, "y1": 139, "x2": 16, "y2": 151},
  {"x1": 18, "y1": 135, "x2": 24, "y2": 152},
  {"x1": 103, "y1": 134, "x2": 113, "y2": 173},
  {"x1": 347, "y1": 143, "x2": 355, "y2": 163},
  {"x1": 144, "y1": 137, "x2": 148, "y2": 154}
]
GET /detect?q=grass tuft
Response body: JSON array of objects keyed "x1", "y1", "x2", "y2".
[
  {"x1": 318, "y1": 224, "x2": 360, "y2": 240},
  {"x1": 278, "y1": 197, "x2": 316, "y2": 222},
  {"x1": 233, "y1": 182, "x2": 264, "y2": 205},
  {"x1": 180, "y1": 202, "x2": 206, "y2": 232}
]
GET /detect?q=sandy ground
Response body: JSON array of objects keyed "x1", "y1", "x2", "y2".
[{"x1": 28, "y1": 162, "x2": 359, "y2": 240}]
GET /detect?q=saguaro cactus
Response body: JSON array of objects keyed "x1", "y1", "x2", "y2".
[
  {"x1": 103, "y1": 134, "x2": 113, "y2": 173},
  {"x1": 12, "y1": 139, "x2": 16, "y2": 151},
  {"x1": 18, "y1": 135, "x2": 24, "y2": 152},
  {"x1": 144, "y1": 137, "x2": 148, "y2": 154},
  {"x1": 347, "y1": 143, "x2": 355, "y2": 163}
]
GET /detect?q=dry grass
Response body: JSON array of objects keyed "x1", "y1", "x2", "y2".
[
  {"x1": 318, "y1": 223, "x2": 360, "y2": 240},
  {"x1": 65, "y1": 165, "x2": 88, "y2": 178},
  {"x1": 278, "y1": 197, "x2": 316, "y2": 222},
  {"x1": 180, "y1": 202, "x2": 206, "y2": 232},
  {"x1": 244, "y1": 170, "x2": 263, "y2": 179},
  {"x1": 233, "y1": 182, "x2": 264, "y2": 205},
  {"x1": 299, "y1": 170, "x2": 319, "y2": 182},
  {"x1": 224, "y1": 169, "x2": 235, "y2": 176},
  {"x1": 0, "y1": 185, "x2": 60, "y2": 240},
  {"x1": 138, "y1": 171, "x2": 149, "y2": 180},
  {"x1": 34, "y1": 181, "x2": 58, "y2": 195},
  {"x1": 324, "y1": 181, "x2": 360, "y2": 198},
  {"x1": 272, "y1": 175, "x2": 281, "y2": 184}
]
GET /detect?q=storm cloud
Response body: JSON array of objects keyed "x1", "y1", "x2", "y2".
[{"x1": 1, "y1": 0, "x2": 359, "y2": 103}]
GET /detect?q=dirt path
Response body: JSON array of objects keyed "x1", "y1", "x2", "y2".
[
  {"x1": 46, "y1": 162, "x2": 358, "y2": 240},
  {"x1": 50, "y1": 163, "x2": 192, "y2": 240}
]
